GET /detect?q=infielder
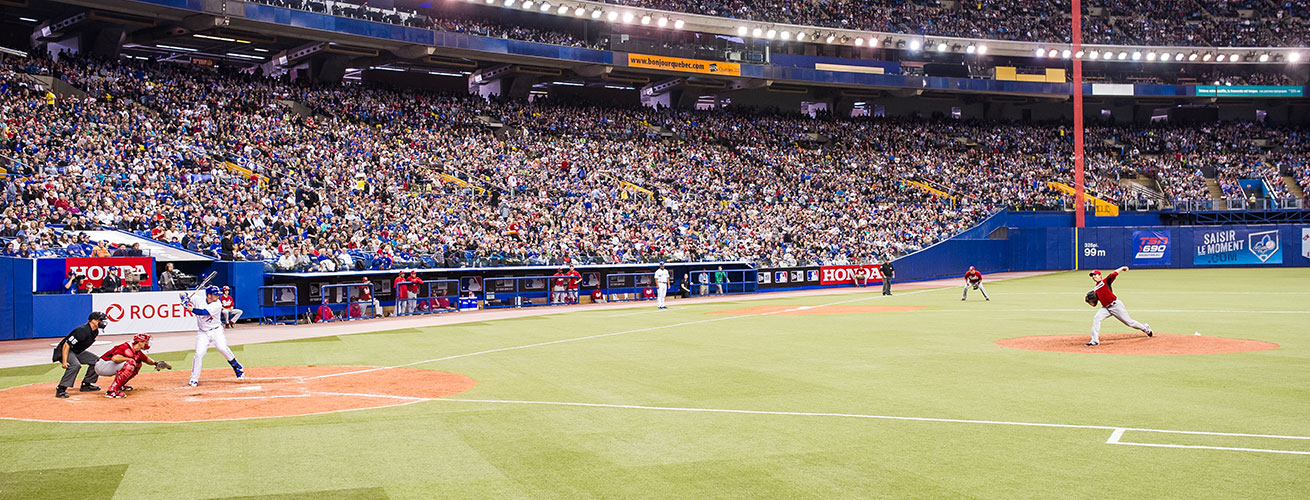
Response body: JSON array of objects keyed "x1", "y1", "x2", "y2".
[
  {"x1": 181, "y1": 285, "x2": 245, "y2": 386},
  {"x1": 1085, "y1": 267, "x2": 1153, "y2": 346},
  {"x1": 95, "y1": 334, "x2": 172, "y2": 398},
  {"x1": 220, "y1": 286, "x2": 242, "y2": 328},
  {"x1": 654, "y1": 262, "x2": 670, "y2": 309},
  {"x1": 961, "y1": 266, "x2": 989, "y2": 301}
]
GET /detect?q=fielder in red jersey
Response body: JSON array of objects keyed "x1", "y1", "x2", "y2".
[
  {"x1": 962, "y1": 266, "x2": 989, "y2": 301},
  {"x1": 1086, "y1": 266, "x2": 1153, "y2": 346}
]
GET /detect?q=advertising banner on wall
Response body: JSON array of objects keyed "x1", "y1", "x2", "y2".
[
  {"x1": 819, "y1": 265, "x2": 883, "y2": 285},
  {"x1": 1303, "y1": 228, "x2": 1310, "y2": 260},
  {"x1": 756, "y1": 267, "x2": 821, "y2": 290},
  {"x1": 627, "y1": 54, "x2": 742, "y2": 76},
  {"x1": 1131, "y1": 230, "x2": 1172, "y2": 266},
  {"x1": 92, "y1": 291, "x2": 196, "y2": 335},
  {"x1": 1193, "y1": 227, "x2": 1282, "y2": 265},
  {"x1": 65, "y1": 257, "x2": 154, "y2": 289}
]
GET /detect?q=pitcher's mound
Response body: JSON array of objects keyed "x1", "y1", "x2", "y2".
[
  {"x1": 995, "y1": 333, "x2": 1279, "y2": 355},
  {"x1": 0, "y1": 366, "x2": 476, "y2": 423}
]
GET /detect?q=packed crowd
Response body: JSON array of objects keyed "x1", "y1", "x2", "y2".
[
  {"x1": 3, "y1": 54, "x2": 1307, "y2": 269},
  {"x1": 250, "y1": 0, "x2": 1308, "y2": 47}
]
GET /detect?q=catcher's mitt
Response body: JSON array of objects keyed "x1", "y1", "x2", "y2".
[
  {"x1": 155, "y1": 361, "x2": 173, "y2": 371},
  {"x1": 1084, "y1": 290, "x2": 1099, "y2": 307}
]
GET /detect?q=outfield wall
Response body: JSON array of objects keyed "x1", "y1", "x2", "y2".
[{"x1": 3, "y1": 212, "x2": 1308, "y2": 341}]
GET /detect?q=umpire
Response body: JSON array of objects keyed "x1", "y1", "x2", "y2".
[
  {"x1": 881, "y1": 260, "x2": 896, "y2": 296},
  {"x1": 52, "y1": 311, "x2": 107, "y2": 398}
]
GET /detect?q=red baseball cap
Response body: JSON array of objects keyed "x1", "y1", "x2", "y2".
[{"x1": 1089, "y1": 270, "x2": 1102, "y2": 276}]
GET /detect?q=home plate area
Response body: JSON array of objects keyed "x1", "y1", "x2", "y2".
[{"x1": 0, "y1": 366, "x2": 476, "y2": 423}]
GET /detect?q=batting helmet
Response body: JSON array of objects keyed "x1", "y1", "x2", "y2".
[
  {"x1": 205, "y1": 285, "x2": 221, "y2": 296},
  {"x1": 132, "y1": 333, "x2": 152, "y2": 350}
]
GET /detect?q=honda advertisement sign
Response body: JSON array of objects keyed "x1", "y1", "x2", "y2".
[
  {"x1": 65, "y1": 257, "x2": 154, "y2": 288},
  {"x1": 819, "y1": 265, "x2": 883, "y2": 285},
  {"x1": 92, "y1": 291, "x2": 196, "y2": 334}
]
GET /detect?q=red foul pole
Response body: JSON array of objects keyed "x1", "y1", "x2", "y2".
[{"x1": 1072, "y1": 0, "x2": 1085, "y2": 228}]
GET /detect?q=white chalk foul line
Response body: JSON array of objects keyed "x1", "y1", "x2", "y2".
[
  {"x1": 305, "y1": 289, "x2": 936, "y2": 381},
  {"x1": 424, "y1": 398, "x2": 1310, "y2": 455}
]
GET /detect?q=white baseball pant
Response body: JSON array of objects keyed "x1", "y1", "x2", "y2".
[
  {"x1": 962, "y1": 283, "x2": 989, "y2": 300},
  {"x1": 656, "y1": 285, "x2": 667, "y2": 308},
  {"x1": 1090, "y1": 300, "x2": 1151, "y2": 343},
  {"x1": 190, "y1": 328, "x2": 237, "y2": 383}
]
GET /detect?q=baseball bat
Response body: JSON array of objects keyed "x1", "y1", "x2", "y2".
[{"x1": 180, "y1": 272, "x2": 217, "y2": 306}]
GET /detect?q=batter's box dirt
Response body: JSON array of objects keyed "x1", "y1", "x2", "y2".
[
  {"x1": 995, "y1": 334, "x2": 1279, "y2": 355},
  {"x1": 0, "y1": 366, "x2": 476, "y2": 423},
  {"x1": 709, "y1": 305, "x2": 928, "y2": 315}
]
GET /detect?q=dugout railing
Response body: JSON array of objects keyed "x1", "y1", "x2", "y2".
[
  {"x1": 258, "y1": 285, "x2": 299, "y2": 325},
  {"x1": 393, "y1": 279, "x2": 460, "y2": 316},
  {"x1": 317, "y1": 283, "x2": 377, "y2": 322},
  {"x1": 603, "y1": 272, "x2": 659, "y2": 302},
  {"x1": 482, "y1": 275, "x2": 557, "y2": 308},
  {"x1": 688, "y1": 269, "x2": 757, "y2": 296}
]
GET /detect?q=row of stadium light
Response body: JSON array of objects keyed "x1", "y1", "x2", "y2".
[
  {"x1": 474, "y1": 0, "x2": 686, "y2": 29},
  {"x1": 476, "y1": 0, "x2": 1304, "y2": 60},
  {"x1": 1034, "y1": 47, "x2": 1302, "y2": 64}
]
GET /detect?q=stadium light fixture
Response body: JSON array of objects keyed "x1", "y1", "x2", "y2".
[
  {"x1": 640, "y1": 15, "x2": 650, "y2": 25},
  {"x1": 573, "y1": 7, "x2": 584, "y2": 16},
  {"x1": 1131, "y1": 51, "x2": 1141, "y2": 60},
  {"x1": 1048, "y1": 49, "x2": 1058, "y2": 58},
  {"x1": 504, "y1": 0, "x2": 513, "y2": 6},
  {"x1": 1074, "y1": 50, "x2": 1084, "y2": 58},
  {"x1": 522, "y1": 1, "x2": 532, "y2": 8},
  {"x1": 1088, "y1": 50, "x2": 1099, "y2": 60},
  {"x1": 1158, "y1": 52, "x2": 1169, "y2": 62},
  {"x1": 977, "y1": 45, "x2": 987, "y2": 55},
  {"x1": 607, "y1": 11, "x2": 617, "y2": 21},
  {"x1": 1117, "y1": 51, "x2": 1127, "y2": 60},
  {"x1": 18, "y1": 17, "x2": 38, "y2": 22},
  {"x1": 938, "y1": 43, "x2": 948, "y2": 52},
  {"x1": 193, "y1": 34, "x2": 236, "y2": 42},
  {"x1": 780, "y1": 31, "x2": 791, "y2": 40},
  {"x1": 738, "y1": 26, "x2": 748, "y2": 36},
  {"x1": 673, "y1": 19, "x2": 684, "y2": 29},
  {"x1": 1175, "y1": 53, "x2": 1186, "y2": 61},
  {"x1": 1258, "y1": 53, "x2": 1269, "y2": 62},
  {"x1": 965, "y1": 44, "x2": 976, "y2": 54},
  {"x1": 485, "y1": 0, "x2": 494, "y2": 4},
  {"x1": 157, "y1": 44, "x2": 198, "y2": 52},
  {"x1": 1291, "y1": 52, "x2": 1302, "y2": 63},
  {"x1": 253, "y1": 48, "x2": 269, "y2": 52},
  {"x1": 1061, "y1": 49, "x2": 1071, "y2": 59},
  {"x1": 656, "y1": 17, "x2": 667, "y2": 27},
  {"x1": 855, "y1": 37, "x2": 864, "y2": 46},
  {"x1": 909, "y1": 40, "x2": 921, "y2": 51},
  {"x1": 622, "y1": 12, "x2": 633, "y2": 23},
  {"x1": 228, "y1": 53, "x2": 265, "y2": 60},
  {"x1": 1146, "y1": 52, "x2": 1156, "y2": 61},
  {"x1": 826, "y1": 34, "x2": 836, "y2": 44},
  {"x1": 1187, "y1": 53, "x2": 1198, "y2": 61},
  {"x1": 766, "y1": 29, "x2": 776, "y2": 39},
  {"x1": 557, "y1": 5, "x2": 567, "y2": 14},
  {"x1": 1201, "y1": 52, "x2": 1212, "y2": 61},
  {"x1": 795, "y1": 31, "x2": 805, "y2": 41},
  {"x1": 1215, "y1": 54, "x2": 1225, "y2": 62},
  {"x1": 1035, "y1": 47, "x2": 1045, "y2": 57},
  {"x1": 591, "y1": 9, "x2": 602, "y2": 19},
  {"x1": 752, "y1": 28, "x2": 762, "y2": 37}
]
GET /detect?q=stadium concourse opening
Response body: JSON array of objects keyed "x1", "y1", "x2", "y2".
[
  {"x1": 0, "y1": 366, "x2": 476, "y2": 423},
  {"x1": 995, "y1": 334, "x2": 1279, "y2": 355}
]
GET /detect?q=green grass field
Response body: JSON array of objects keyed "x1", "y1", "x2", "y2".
[{"x1": 2, "y1": 268, "x2": 1308, "y2": 499}]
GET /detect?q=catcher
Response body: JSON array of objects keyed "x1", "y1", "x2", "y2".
[
  {"x1": 94, "y1": 334, "x2": 172, "y2": 398},
  {"x1": 961, "y1": 266, "x2": 989, "y2": 301}
]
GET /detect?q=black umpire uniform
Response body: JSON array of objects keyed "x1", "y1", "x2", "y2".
[
  {"x1": 881, "y1": 261, "x2": 896, "y2": 296},
  {"x1": 52, "y1": 312, "x2": 107, "y2": 398}
]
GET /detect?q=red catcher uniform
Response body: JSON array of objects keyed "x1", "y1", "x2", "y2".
[
  {"x1": 962, "y1": 267, "x2": 989, "y2": 301},
  {"x1": 97, "y1": 341, "x2": 149, "y2": 394},
  {"x1": 1087, "y1": 269, "x2": 1152, "y2": 345}
]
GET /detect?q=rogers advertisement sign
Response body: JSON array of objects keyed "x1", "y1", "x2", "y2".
[
  {"x1": 66, "y1": 257, "x2": 154, "y2": 288},
  {"x1": 92, "y1": 291, "x2": 196, "y2": 334},
  {"x1": 819, "y1": 265, "x2": 883, "y2": 285}
]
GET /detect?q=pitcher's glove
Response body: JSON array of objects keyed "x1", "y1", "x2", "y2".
[
  {"x1": 1084, "y1": 290, "x2": 1098, "y2": 307},
  {"x1": 155, "y1": 361, "x2": 173, "y2": 371}
]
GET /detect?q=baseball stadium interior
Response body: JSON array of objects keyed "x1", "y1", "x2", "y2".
[{"x1": 0, "y1": 0, "x2": 1308, "y2": 498}]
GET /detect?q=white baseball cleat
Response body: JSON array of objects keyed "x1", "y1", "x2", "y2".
[
  {"x1": 1085, "y1": 341, "x2": 1099, "y2": 346},
  {"x1": 188, "y1": 380, "x2": 198, "y2": 387}
]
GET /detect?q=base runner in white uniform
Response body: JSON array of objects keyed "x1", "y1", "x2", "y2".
[
  {"x1": 654, "y1": 263, "x2": 670, "y2": 309},
  {"x1": 182, "y1": 286, "x2": 245, "y2": 386}
]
